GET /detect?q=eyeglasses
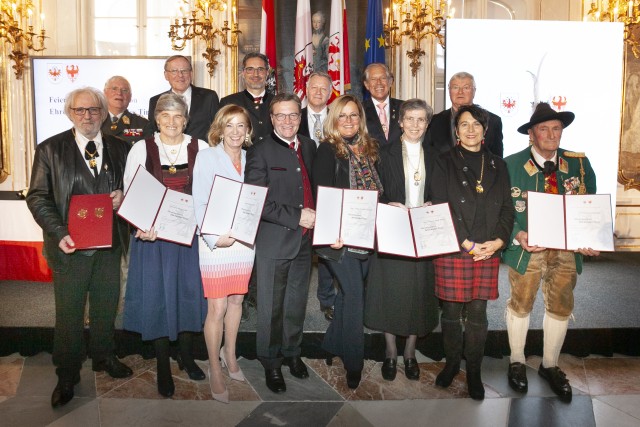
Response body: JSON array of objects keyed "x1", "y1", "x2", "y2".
[
  {"x1": 338, "y1": 113, "x2": 360, "y2": 122},
  {"x1": 449, "y1": 85, "x2": 474, "y2": 92},
  {"x1": 165, "y1": 68, "x2": 192, "y2": 76},
  {"x1": 272, "y1": 113, "x2": 301, "y2": 122},
  {"x1": 244, "y1": 67, "x2": 267, "y2": 74},
  {"x1": 107, "y1": 86, "x2": 130, "y2": 94},
  {"x1": 70, "y1": 107, "x2": 102, "y2": 116},
  {"x1": 402, "y1": 117, "x2": 427, "y2": 125}
]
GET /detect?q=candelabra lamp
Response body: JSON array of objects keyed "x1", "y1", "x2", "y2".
[
  {"x1": 0, "y1": 0, "x2": 46, "y2": 78},
  {"x1": 395, "y1": 0, "x2": 450, "y2": 76},
  {"x1": 169, "y1": 0, "x2": 240, "y2": 77}
]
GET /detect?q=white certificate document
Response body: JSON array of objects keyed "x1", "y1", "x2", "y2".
[
  {"x1": 341, "y1": 189, "x2": 378, "y2": 249},
  {"x1": 313, "y1": 186, "x2": 344, "y2": 246},
  {"x1": 527, "y1": 192, "x2": 567, "y2": 249},
  {"x1": 410, "y1": 203, "x2": 460, "y2": 257},
  {"x1": 313, "y1": 186, "x2": 378, "y2": 249},
  {"x1": 230, "y1": 183, "x2": 268, "y2": 244},
  {"x1": 565, "y1": 194, "x2": 614, "y2": 251},
  {"x1": 118, "y1": 165, "x2": 197, "y2": 246},
  {"x1": 376, "y1": 203, "x2": 459, "y2": 258},
  {"x1": 375, "y1": 203, "x2": 416, "y2": 257},
  {"x1": 154, "y1": 190, "x2": 197, "y2": 245},
  {"x1": 118, "y1": 165, "x2": 166, "y2": 232},
  {"x1": 200, "y1": 175, "x2": 267, "y2": 245}
]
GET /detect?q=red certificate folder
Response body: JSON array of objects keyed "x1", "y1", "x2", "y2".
[{"x1": 68, "y1": 194, "x2": 113, "y2": 249}]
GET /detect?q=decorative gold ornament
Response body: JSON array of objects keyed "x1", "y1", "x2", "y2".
[{"x1": 0, "y1": 0, "x2": 47, "y2": 78}]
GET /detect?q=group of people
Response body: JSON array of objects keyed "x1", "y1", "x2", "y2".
[{"x1": 26, "y1": 53, "x2": 598, "y2": 408}]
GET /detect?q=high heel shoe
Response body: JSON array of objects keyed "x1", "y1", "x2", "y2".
[
  {"x1": 176, "y1": 354, "x2": 206, "y2": 381},
  {"x1": 220, "y1": 347, "x2": 245, "y2": 382},
  {"x1": 208, "y1": 368, "x2": 229, "y2": 404}
]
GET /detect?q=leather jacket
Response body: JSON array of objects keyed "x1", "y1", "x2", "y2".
[{"x1": 26, "y1": 129, "x2": 129, "y2": 271}]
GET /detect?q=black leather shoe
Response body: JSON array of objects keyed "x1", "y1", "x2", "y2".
[
  {"x1": 92, "y1": 356, "x2": 133, "y2": 379},
  {"x1": 346, "y1": 370, "x2": 362, "y2": 389},
  {"x1": 381, "y1": 358, "x2": 397, "y2": 381},
  {"x1": 283, "y1": 356, "x2": 309, "y2": 379},
  {"x1": 538, "y1": 364, "x2": 572, "y2": 402},
  {"x1": 321, "y1": 306, "x2": 334, "y2": 321},
  {"x1": 435, "y1": 361, "x2": 460, "y2": 388},
  {"x1": 51, "y1": 379, "x2": 75, "y2": 408},
  {"x1": 508, "y1": 362, "x2": 528, "y2": 393},
  {"x1": 404, "y1": 358, "x2": 420, "y2": 381},
  {"x1": 265, "y1": 368, "x2": 286, "y2": 393},
  {"x1": 176, "y1": 354, "x2": 206, "y2": 380}
]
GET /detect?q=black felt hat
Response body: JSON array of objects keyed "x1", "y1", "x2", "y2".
[{"x1": 517, "y1": 102, "x2": 575, "y2": 134}]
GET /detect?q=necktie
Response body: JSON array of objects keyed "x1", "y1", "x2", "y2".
[
  {"x1": 377, "y1": 102, "x2": 388, "y2": 140},
  {"x1": 543, "y1": 160, "x2": 557, "y2": 176},
  {"x1": 110, "y1": 115, "x2": 118, "y2": 131},
  {"x1": 253, "y1": 96, "x2": 262, "y2": 104},
  {"x1": 84, "y1": 140, "x2": 99, "y2": 177},
  {"x1": 313, "y1": 114, "x2": 322, "y2": 143}
]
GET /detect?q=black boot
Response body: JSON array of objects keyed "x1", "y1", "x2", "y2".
[
  {"x1": 177, "y1": 332, "x2": 205, "y2": 380},
  {"x1": 436, "y1": 317, "x2": 463, "y2": 388},
  {"x1": 154, "y1": 338, "x2": 175, "y2": 398},
  {"x1": 464, "y1": 320, "x2": 488, "y2": 400}
]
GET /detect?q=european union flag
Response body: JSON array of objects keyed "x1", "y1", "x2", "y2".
[{"x1": 364, "y1": 0, "x2": 385, "y2": 67}]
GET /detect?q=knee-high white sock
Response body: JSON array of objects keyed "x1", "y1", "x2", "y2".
[
  {"x1": 506, "y1": 307, "x2": 529, "y2": 364},
  {"x1": 542, "y1": 312, "x2": 569, "y2": 368}
]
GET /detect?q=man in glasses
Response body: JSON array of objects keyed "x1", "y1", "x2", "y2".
[
  {"x1": 244, "y1": 93, "x2": 316, "y2": 394},
  {"x1": 424, "y1": 71, "x2": 503, "y2": 157},
  {"x1": 148, "y1": 55, "x2": 220, "y2": 141},
  {"x1": 220, "y1": 52, "x2": 274, "y2": 144},
  {"x1": 101, "y1": 76, "x2": 152, "y2": 146},
  {"x1": 27, "y1": 87, "x2": 133, "y2": 408}
]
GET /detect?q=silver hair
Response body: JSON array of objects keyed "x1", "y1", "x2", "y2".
[
  {"x1": 64, "y1": 87, "x2": 109, "y2": 123},
  {"x1": 154, "y1": 93, "x2": 190, "y2": 122}
]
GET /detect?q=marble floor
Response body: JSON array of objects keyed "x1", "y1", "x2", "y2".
[{"x1": 1, "y1": 351, "x2": 640, "y2": 427}]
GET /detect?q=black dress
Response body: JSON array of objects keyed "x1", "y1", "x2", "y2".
[{"x1": 364, "y1": 139, "x2": 439, "y2": 336}]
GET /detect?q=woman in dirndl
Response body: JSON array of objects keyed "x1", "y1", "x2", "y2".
[
  {"x1": 430, "y1": 104, "x2": 514, "y2": 400},
  {"x1": 193, "y1": 105, "x2": 255, "y2": 403},
  {"x1": 123, "y1": 93, "x2": 208, "y2": 398}
]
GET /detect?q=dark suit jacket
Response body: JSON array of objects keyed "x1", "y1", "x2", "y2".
[
  {"x1": 220, "y1": 90, "x2": 273, "y2": 144},
  {"x1": 363, "y1": 97, "x2": 403, "y2": 146},
  {"x1": 148, "y1": 85, "x2": 219, "y2": 142},
  {"x1": 244, "y1": 132, "x2": 316, "y2": 260},
  {"x1": 299, "y1": 107, "x2": 311, "y2": 139},
  {"x1": 377, "y1": 140, "x2": 438, "y2": 205},
  {"x1": 26, "y1": 130, "x2": 130, "y2": 271},
  {"x1": 429, "y1": 146, "x2": 514, "y2": 247},
  {"x1": 424, "y1": 108, "x2": 504, "y2": 158},
  {"x1": 101, "y1": 109, "x2": 153, "y2": 145}
]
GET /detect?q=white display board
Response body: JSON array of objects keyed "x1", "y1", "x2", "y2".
[
  {"x1": 446, "y1": 19, "x2": 624, "y2": 218},
  {"x1": 31, "y1": 57, "x2": 172, "y2": 144}
]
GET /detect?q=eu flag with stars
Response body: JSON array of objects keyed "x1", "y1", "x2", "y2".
[{"x1": 364, "y1": 0, "x2": 385, "y2": 67}]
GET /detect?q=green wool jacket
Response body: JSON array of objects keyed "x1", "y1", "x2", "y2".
[{"x1": 502, "y1": 146, "x2": 597, "y2": 275}]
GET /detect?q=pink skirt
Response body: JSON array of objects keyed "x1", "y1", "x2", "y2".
[{"x1": 198, "y1": 236, "x2": 254, "y2": 299}]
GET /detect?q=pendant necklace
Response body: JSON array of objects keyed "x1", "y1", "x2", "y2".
[
  {"x1": 161, "y1": 139, "x2": 183, "y2": 174},
  {"x1": 404, "y1": 139, "x2": 422, "y2": 186},
  {"x1": 458, "y1": 149, "x2": 485, "y2": 194},
  {"x1": 85, "y1": 147, "x2": 98, "y2": 169},
  {"x1": 475, "y1": 155, "x2": 485, "y2": 194}
]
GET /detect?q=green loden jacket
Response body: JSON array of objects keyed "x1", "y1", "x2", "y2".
[{"x1": 502, "y1": 146, "x2": 597, "y2": 275}]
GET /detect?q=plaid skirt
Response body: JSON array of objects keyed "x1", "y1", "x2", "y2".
[{"x1": 433, "y1": 252, "x2": 500, "y2": 302}]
